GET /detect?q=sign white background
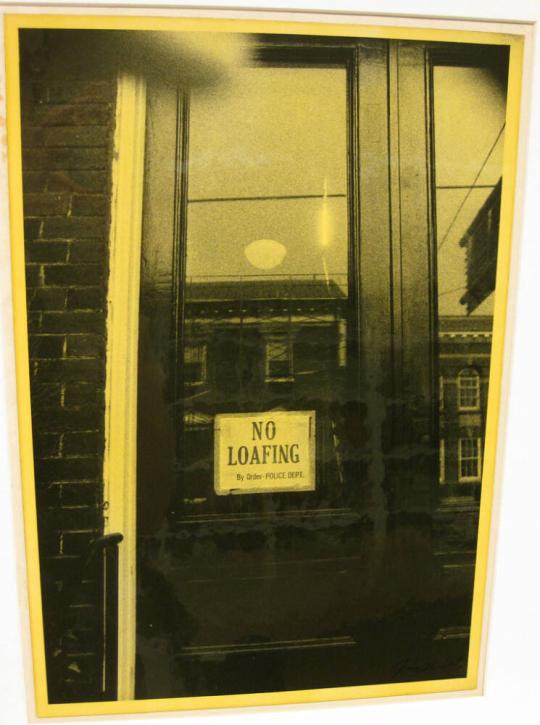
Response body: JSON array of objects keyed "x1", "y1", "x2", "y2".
[
  {"x1": 1, "y1": 1, "x2": 539, "y2": 723},
  {"x1": 214, "y1": 411, "x2": 315, "y2": 494}
]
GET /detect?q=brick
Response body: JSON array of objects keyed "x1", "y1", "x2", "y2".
[
  {"x1": 23, "y1": 172, "x2": 48, "y2": 193},
  {"x1": 36, "y1": 482, "x2": 63, "y2": 509},
  {"x1": 40, "y1": 508, "x2": 75, "y2": 538},
  {"x1": 27, "y1": 241, "x2": 69, "y2": 263},
  {"x1": 29, "y1": 335, "x2": 64, "y2": 359},
  {"x1": 23, "y1": 147, "x2": 108, "y2": 171},
  {"x1": 63, "y1": 636, "x2": 99, "y2": 656},
  {"x1": 65, "y1": 506, "x2": 101, "y2": 531},
  {"x1": 71, "y1": 194, "x2": 106, "y2": 216},
  {"x1": 46, "y1": 505, "x2": 101, "y2": 531},
  {"x1": 67, "y1": 626, "x2": 100, "y2": 646},
  {"x1": 62, "y1": 619, "x2": 99, "y2": 650},
  {"x1": 48, "y1": 170, "x2": 108, "y2": 193},
  {"x1": 24, "y1": 218, "x2": 41, "y2": 240},
  {"x1": 20, "y1": 90, "x2": 38, "y2": 117},
  {"x1": 44, "y1": 126, "x2": 109, "y2": 148},
  {"x1": 31, "y1": 394, "x2": 62, "y2": 416},
  {"x1": 34, "y1": 104, "x2": 110, "y2": 127},
  {"x1": 29, "y1": 83, "x2": 49, "y2": 104},
  {"x1": 37, "y1": 456, "x2": 100, "y2": 484},
  {"x1": 28, "y1": 287, "x2": 67, "y2": 311},
  {"x1": 62, "y1": 531, "x2": 97, "y2": 556},
  {"x1": 36, "y1": 358, "x2": 104, "y2": 383},
  {"x1": 63, "y1": 431, "x2": 100, "y2": 456},
  {"x1": 47, "y1": 80, "x2": 113, "y2": 104},
  {"x1": 25, "y1": 265, "x2": 41, "y2": 287},
  {"x1": 41, "y1": 311, "x2": 102, "y2": 334},
  {"x1": 33, "y1": 407, "x2": 102, "y2": 433},
  {"x1": 21, "y1": 126, "x2": 46, "y2": 147},
  {"x1": 66, "y1": 334, "x2": 102, "y2": 358},
  {"x1": 69, "y1": 240, "x2": 105, "y2": 264},
  {"x1": 59, "y1": 482, "x2": 101, "y2": 507},
  {"x1": 42, "y1": 217, "x2": 105, "y2": 239},
  {"x1": 66, "y1": 287, "x2": 103, "y2": 310},
  {"x1": 34, "y1": 433, "x2": 62, "y2": 459},
  {"x1": 43, "y1": 554, "x2": 85, "y2": 582},
  {"x1": 24, "y1": 193, "x2": 70, "y2": 217},
  {"x1": 44, "y1": 264, "x2": 103, "y2": 287},
  {"x1": 38, "y1": 527, "x2": 62, "y2": 557},
  {"x1": 64, "y1": 654, "x2": 102, "y2": 687},
  {"x1": 63, "y1": 384, "x2": 103, "y2": 409},
  {"x1": 27, "y1": 312, "x2": 42, "y2": 333}
]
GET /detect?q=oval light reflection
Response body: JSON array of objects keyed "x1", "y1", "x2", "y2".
[{"x1": 244, "y1": 238, "x2": 287, "y2": 270}]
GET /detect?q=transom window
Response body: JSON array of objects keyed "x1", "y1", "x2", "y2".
[
  {"x1": 458, "y1": 437, "x2": 482, "y2": 481},
  {"x1": 457, "y1": 368, "x2": 480, "y2": 410}
]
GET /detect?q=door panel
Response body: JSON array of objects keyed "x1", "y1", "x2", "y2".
[{"x1": 135, "y1": 38, "x2": 445, "y2": 699}]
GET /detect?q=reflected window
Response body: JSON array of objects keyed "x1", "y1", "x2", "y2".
[
  {"x1": 458, "y1": 437, "x2": 482, "y2": 481},
  {"x1": 184, "y1": 343, "x2": 207, "y2": 385},
  {"x1": 457, "y1": 368, "x2": 480, "y2": 410},
  {"x1": 265, "y1": 336, "x2": 293, "y2": 382}
]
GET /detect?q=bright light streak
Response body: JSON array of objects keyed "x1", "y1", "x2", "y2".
[{"x1": 319, "y1": 177, "x2": 332, "y2": 249}]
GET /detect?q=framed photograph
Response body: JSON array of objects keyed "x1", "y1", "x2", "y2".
[{"x1": 1, "y1": 2, "x2": 534, "y2": 719}]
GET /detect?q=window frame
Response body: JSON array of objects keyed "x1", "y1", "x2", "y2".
[
  {"x1": 184, "y1": 342, "x2": 207, "y2": 386},
  {"x1": 439, "y1": 438, "x2": 446, "y2": 484},
  {"x1": 457, "y1": 368, "x2": 481, "y2": 411},
  {"x1": 458, "y1": 436, "x2": 483, "y2": 482},
  {"x1": 265, "y1": 334, "x2": 294, "y2": 382},
  {"x1": 439, "y1": 375, "x2": 445, "y2": 411}
]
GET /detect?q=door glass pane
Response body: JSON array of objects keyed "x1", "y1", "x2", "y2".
[
  {"x1": 180, "y1": 65, "x2": 351, "y2": 511},
  {"x1": 186, "y1": 66, "x2": 348, "y2": 285}
]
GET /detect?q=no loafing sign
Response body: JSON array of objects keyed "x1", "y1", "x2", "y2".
[{"x1": 214, "y1": 410, "x2": 316, "y2": 495}]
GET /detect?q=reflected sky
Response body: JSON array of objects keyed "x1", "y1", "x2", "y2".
[
  {"x1": 434, "y1": 65, "x2": 507, "y2": 315},
  {"x1": 185, "y1": 65, "x2": 349, "y2": 290}
]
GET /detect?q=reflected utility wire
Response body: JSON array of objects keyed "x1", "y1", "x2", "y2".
[
  {"x1": 188, "y1": 192, "x2": 346, "y2": 203},
  {"x1": 437, "y1": 123, "x2": 505, "y2": 252},
  {"x1": 438, "y1": 284, "x2": 467, "y2": 298}
]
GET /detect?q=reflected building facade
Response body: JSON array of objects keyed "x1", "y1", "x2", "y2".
[
  {"x1": 435, "y1": 316, "x2": 493, "y2": 556},
  {"x1": 179, "y1": 275, "x2": 352, "y2": 514}
]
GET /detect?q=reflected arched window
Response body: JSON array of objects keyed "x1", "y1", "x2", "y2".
[{"x1": 457, "y1": 368, "x2": 480, "y2": 410}]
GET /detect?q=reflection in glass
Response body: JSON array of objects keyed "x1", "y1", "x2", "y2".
[
  {"x1": 179, "y1": 64, "x2": 352, "y2": 512},
  {"x1": 434, "y1": 63, "x2": 506, "y2": 509}
]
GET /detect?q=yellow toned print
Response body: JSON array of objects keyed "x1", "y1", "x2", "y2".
[{"x1": 4, "y1": 9, "x2": 524, "y2": 719}]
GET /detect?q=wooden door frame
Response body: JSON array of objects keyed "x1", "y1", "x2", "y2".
[{"x1": 103, "y1": 71, "x2": 147, "y2": 701}]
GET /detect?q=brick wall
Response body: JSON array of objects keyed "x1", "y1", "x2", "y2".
[{"x1": 20, "y1": 32, "x2": 116, "y2": 703}]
